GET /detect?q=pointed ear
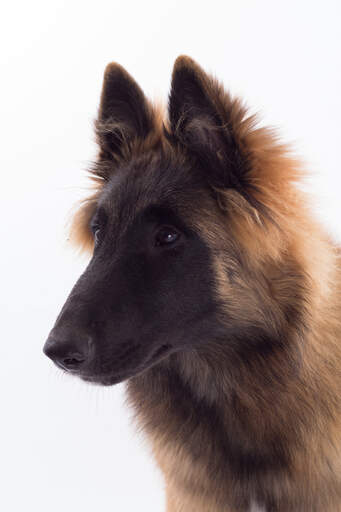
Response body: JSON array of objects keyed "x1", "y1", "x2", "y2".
[
  {"x1": 168, "y1": 56, "x2": 247, "y2": 190},
  {"x1": 96, "y1": 63, "x2": 152, "y2": 158}
]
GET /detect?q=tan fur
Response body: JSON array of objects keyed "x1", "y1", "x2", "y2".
[{"x1": 71, "y1": 56, "x2": 341, "y2": 511}]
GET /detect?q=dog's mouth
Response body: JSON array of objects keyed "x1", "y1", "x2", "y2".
[
  {"x1": 149, "y1": 343, "x2": 172, "y2": 362},
  {"x1": 75, "y1": 343, "x2": 173, "y2": 386}
]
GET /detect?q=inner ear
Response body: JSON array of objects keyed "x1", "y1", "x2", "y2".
[
  {"x1": 96, "y1": 63, "x2": 153, "y2": 158},
  {"x1": 169, "y1": 56, "x2": 221, "y2": 135},
  {"x1": 168, "y1": 56, "x2": 245, "y2": 191}
]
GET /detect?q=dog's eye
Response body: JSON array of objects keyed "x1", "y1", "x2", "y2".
[
  {"x1": 155, "y1": 227, "x2": 180, "y2": 247},
  {"x1": 93, "y1": 228, "x2": 101, "y2": 245},
  {"x1": 91, "y1": 222, "x2": 101, "y2": 246},
  {"x1": 90, "y1": 208, "x2": 107, "y2": 248}
]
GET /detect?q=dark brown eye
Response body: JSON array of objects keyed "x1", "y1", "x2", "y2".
[
  {"x1": 93, "y1": 229, "x2": 101, "y2": 245},
  {"x1": 91, "y1": 222, "x2": 101, "y2": 246},
  {"x1": 90, "y1": 208, "x2": 107, "y2": 248},
  {"x1": 155, "y1": 227, "x2": 180, "y2": 247}
]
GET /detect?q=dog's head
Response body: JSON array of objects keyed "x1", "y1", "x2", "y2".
[{"x1": 44, "y1": 57, "x2": 305, "y2": 385}]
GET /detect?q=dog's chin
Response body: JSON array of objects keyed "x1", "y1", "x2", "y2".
[
  {"x1": 76, "y1": 343, "x2": 174, "y2": 387},
  {"x1": 80, "y1": 372, "x2": 129, "y2": 386}
]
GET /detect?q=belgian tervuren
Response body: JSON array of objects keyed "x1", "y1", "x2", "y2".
[{"x1": 44, "y1": 56, "x2": 341, "y2": 511}]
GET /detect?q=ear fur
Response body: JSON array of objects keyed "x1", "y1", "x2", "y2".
[
  {"x1": 96, "y1": 63, "x2": 153, "y2": 159},
  {"x1": 168, "y1": 56, "x2": 249, "y2": 192}
]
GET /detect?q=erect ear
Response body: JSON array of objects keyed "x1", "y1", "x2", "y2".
[
  {"x1": 168, "y1": 56, "x2": 247, "y2": 191},
  {"x1": 96, "y1": 63, "x2": 153, "y2": 158}
]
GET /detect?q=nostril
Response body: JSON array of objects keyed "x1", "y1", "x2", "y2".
[
  {"x1": 62, "y1": 354, "x2": 85, "y2": 369},
  {"x1": 44, "y1": 335, "x2": 89, "y2": 372}
]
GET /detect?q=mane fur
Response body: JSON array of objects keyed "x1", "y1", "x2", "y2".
[{"x1": 69, "y1": 66, "x2": 341, "y2": 510}]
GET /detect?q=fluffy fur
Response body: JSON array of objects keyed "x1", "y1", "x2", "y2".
[{"x1": 47, "y1": 56, "x2": 341, "y2": 511}]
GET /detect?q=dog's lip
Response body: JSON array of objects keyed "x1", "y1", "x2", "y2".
[
  {"x1": 148, "y1": 343, "x2": 172, "y2": 363},
  {"x1": 78, "y1": 344, "x2": 174, "y2": 386}
]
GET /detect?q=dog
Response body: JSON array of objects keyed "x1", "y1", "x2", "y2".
[{"x1": 44, "y1": 56, "x2": 341, "y2": 511}]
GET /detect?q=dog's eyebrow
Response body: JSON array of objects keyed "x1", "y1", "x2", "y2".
[
  {"x1": 141, "y1": 203, "x2": 178, "y2": 222},
  {"x1": 144, "y1": 204, "x2": 176, "y2": 219},
  {"x1": 142, "y1": 204, "x2": 193, "y2": 235}
]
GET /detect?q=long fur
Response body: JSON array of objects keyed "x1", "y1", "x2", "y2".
[{"x1": 69, "y1": 56, "x2": 341, "y2": 511}]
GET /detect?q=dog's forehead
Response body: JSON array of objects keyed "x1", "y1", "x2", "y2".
[{"x1": 97, "y1": 153, "x2": 202, "y2": 226}]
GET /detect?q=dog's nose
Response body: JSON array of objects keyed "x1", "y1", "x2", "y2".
[{"x1": 43, "y1": 336, "x2": 89, "y2": 371}]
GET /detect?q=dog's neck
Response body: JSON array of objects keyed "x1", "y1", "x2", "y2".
[{"x1": 126, "y1": 318, "x2": 341, "y2": 511}]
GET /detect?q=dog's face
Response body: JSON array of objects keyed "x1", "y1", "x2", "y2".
[
  {"x1": 44, "y1": 57, "x2": 295, "y2": 385},
  {"x1": 44, "y1": 58, "x2": 229, "y2": 385},
  {"x1": 45, "y1": 154, "x2": 229, "y2": 385}
]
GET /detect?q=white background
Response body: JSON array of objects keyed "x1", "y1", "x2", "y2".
[{"x1": 1, "y1": 1, "x2": 340, "y2": 511}]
